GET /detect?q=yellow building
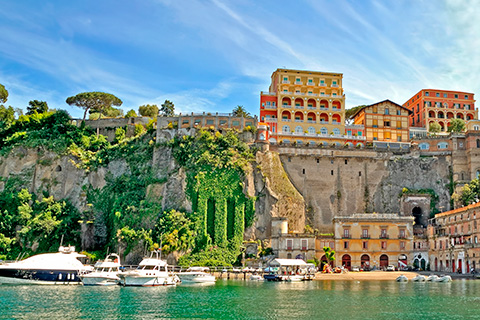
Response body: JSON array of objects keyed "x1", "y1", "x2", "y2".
[
  {"x1": 351, "y1": 100, "x2": 411, "y2": 143},
  {"x1": 333, "y1": 213, "x2": 414, "y2": 270},
  {"x1": 262, "y1": 68, "x2": 347, "y2": 146}
]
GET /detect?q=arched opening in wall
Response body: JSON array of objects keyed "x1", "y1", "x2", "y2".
[
  {"x1": 421, "y1": 258, "x2": 426, "y2": 270},
  {"x1": 342, "y1": 254, "x2": 351, "y2": 270},
  {"x1": 380, "y1": 254, "x2": 389, "y2": 269},
  {"x1": 226, "y1": 198, "x2": 235, "y2": 240},
  {"x1": 206, "y1": 198, "x2": 216, "y2": 242},
  {"x1": 287, "y1": 253, "x2": 292, "y2": 259},
  {"x1": 412, "y1": 206, "x2": 423, "y2": 227},
  {"x1": 435, "y1": 257, "x2": 438, "y2": 271},
  {"x1": 361, "y1": 254, "x2": 370, "y2": 269},
  {"x1": 55, "y1": 165, "x2": 62, "y2": 172}
]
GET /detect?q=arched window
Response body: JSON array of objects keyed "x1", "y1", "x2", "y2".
[
  {"x1": 282, "y1": 125, "x2": 290, "y2": 133},
  {"x1": 320, "y1": 127, "x2": 328, "y2": 135},
  {"x1": 477, "y1": 139, "x2": 480, "y2": 148},
  {"x1": 333, "y1": 128, "x2": 340, "y2": 136},
  {"x1": 295, "y1": 126, "x2": 303, "y2": 134},
  {"x1": 419, "y1": 143, "x2": 430, "y2": 150},
  {"x1": 308, "y1": 127, "x2": 316, "y2": 135}
]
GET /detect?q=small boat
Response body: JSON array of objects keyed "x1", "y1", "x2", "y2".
[
  {"x1": 177, "y1": 267, "x2": 216, "y2": 284},
  {"x1": 412, "y1": 275, "x2": 427, "y2": 282},
  {"x1": 396, "y1": 274, "x2": 408, "y2": 282},
  {"x1": 250, "y1": 274, "x2": 263, "y2": 281},
  {"x1": 118, "y1": 251, "x2": 178, "y2": 287},
  {"x1": 285, "y1": 274, "x2": 304, "y2": 282},
  {"x1": 80, "y1": 253, "x2": 121, "y2": 286},
  {"x1": 435, "y1": 275, "x2": 452, "y2": 282},
  {"x1": 426, "y1": 275, "x2": 439, "y2": 282},
  {"x1": 0, "y1": 246, "x2": 89, "y2": 285}
]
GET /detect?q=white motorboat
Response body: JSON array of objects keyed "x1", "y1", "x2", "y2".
[
  {"x1": 0, "y1": 246, "x2": 89, "y2": 285},
  {"x1": 412, "y1": 275, "x2": 427, "y2": 282},
  {"x1": 396, "y1": 274, "x2": 408, "y2": 282},
  {"x1": 285, "y1": 274, "x2": 304, "y2": 282},
  {"x1": 426, "y1": 275, "x2": 439, "y2": 282},
  {"x1": 435, "y1": 275, "x2": 452, "y2": 282},
  {"x1": 177, "y1": 267, "x2": 216, "y2": 283},
  {"x1": 118, "y1": 251, "x2": 178, "y2": 286},
  {"x1": 80, "y1": 253, "x2": 121, "y2": 286},
  {"x1": 250, "y1": 274, "x2": 263, "y2": 281}
]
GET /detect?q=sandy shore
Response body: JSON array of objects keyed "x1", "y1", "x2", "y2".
[{"x1": 314, "y1": 271, "x2": 419, "y2": 281}]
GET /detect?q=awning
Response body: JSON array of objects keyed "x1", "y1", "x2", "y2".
[{"x1": 269, "y1": 259, "x2": 307, "y2": 267}]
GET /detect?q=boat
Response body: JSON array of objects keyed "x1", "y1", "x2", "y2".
[
  {"x1": 426, "y1": 275, "x2": 439, "y2": 282},
  {"x1": 435, "y1": 275, "x2": 452, "y2": 282},
  {"x1": 117, "y1": 251, "x2": 179, "y2": 286},
  {"x1": 396, "y1": 274, "x2": 408, "y2": 282},
  {"x1": 177, "y1": 267, "x2": 216, "y2": 283},
  {"x1": 0, "y1": 246, "x2": 89, "y2": 285},
  {"x1": 263, "y1": 259, "x2": 309, "y2": 282},
  {"x1": 412, "y1": 275, "x2": 427, "y2": 282},
  {"x1": 80, "y1": 253, "x2": 121, "y2": 286},
  {"x1": 250, "y1": 274, "x2": 263, "y2": 281}
]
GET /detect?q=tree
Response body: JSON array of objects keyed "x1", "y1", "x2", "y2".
[
  {"x1": 323, "y1": 246, "x2": 335, "y2": 265},
  {"x1": 0, "y1": 84, "x2": 8, "y2": 104},
  {"x1": 0, "y1": 105, "x2": 15, "y2": 124},
  {"x1": 345, "y1": 105, "x2": 365, "y2": 125},
  {"x1": 160, "y1": 100, "x2": 175, "y2": 117},
  {"x1": 138, "y1": 104, "x2": 159, "y2": 117},
  {"x1": 101, "y1": 106, "x2": 123, "y2": 118},
  {"x1": 457, "y1": 178, "x2": 480, "y2": 206},
  {"x1": 26, "y1": 100, "x2": 49, "y2": 115},
  {"x1": 232, "y1": 105, "x2": 250, "y2": 118},
  {"x1": 125, "y1": 109, "x2": 137, "y2": 118},
  {"x1": 448, "y1": 119, "x2": 466, "y2": 133},
  {"x1": 65, "y1": 92, "x2": 123, "y2": 123},
  {"x1": 429, "y1": 122, "x2": 441, "y2": 134}
]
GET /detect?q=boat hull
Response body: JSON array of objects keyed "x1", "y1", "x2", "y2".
[
  {"x1": 0, "y1": 268, "x2": 81, "y2": 285},
  {"x1": 178, "y1": 273, "x2": 216, "y2": 283},
  {"x1": 80, "y1": 274, "x2": 120, "y2": 286}
]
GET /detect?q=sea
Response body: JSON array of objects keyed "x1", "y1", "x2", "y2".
[{"x1": 1, "y1": 279, "x2": 480, "y2": 319}]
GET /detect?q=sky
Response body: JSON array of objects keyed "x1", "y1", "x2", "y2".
[{"x1": 0, "y1": 0, "x2": 479, "y2": 119}]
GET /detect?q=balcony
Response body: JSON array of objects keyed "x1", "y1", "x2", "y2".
[
  {"x1": 343, "y1": 235, "x2": 351, "y2": 239},
  {"x1": 319, "y1": 83, "x2": 326, "y2": 87},
  {"x1": 264, "y1": 105, "x2": 277, "y2": 109},
  {"x1": 398, "y1": 236, "x2": 407, "y2": 239},
  {"x1": 319, "y1": 107, "x2": 329, "y2": 111},
  {"x1": 380, "y1": 235, "x2": 389, "y2": 239},
  {"x1": 307, "y1": 120, "x2": 316, "y2": 123},
  {"x1": 282, "y1": 105, "x2": 291, "y2": 108},
  {"x1": 287, "y1": 246, "x2": 292, "y2": 250},
  {"x1": 307, "y1": 106, "x2": 316, "y2": 110},
  {"x1": 307, "y1": 93, "x2": 317, "y2": 97},
  {"x1": 319, "y1": 94, "x2": 330, "y2": 97},
  {"x1": 295, "y1": 81, "x2": 303, "y2": 85},
  {"x1": 282, "y1": 119, "x2": 291, "y2": 122},
  {"x1": 301, "y1": 247, "x2": 307, "y2": 251},
  {"x1": 282, "y1": 80, "x2": 290, "y2": 84},
  {"x1": 296, "y1": 106, "x2": 304, "y2": 109},
  {"x1": 361, "y1": 235, "x2": 370, "y2": 239},
  {"x1": 294, "y1": 92, "x2": 305, "y2": 96},
  {"x1": 295, "y1": 119, "x2": 304, "y2": 122},
  {"x1": 265, "y1": 118, "x2": 277, "y2": 122},
  {"x1": 320, "y1": 120, "x2": 328, "y2": 124},
  {"x1": 307, "y1": 82, "x2": 315, "y2": 86},
  {"x1": 332, "y1": 84, "x2": 339, "y2": 88}
]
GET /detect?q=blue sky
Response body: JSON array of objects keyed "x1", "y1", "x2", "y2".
[{"x1": 0, "y1": 0, "x2": 478, "y2": 118}]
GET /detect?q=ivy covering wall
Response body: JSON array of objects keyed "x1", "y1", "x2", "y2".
[{"x1": 169, "y1": 129, "x2": 256, "y2": 266}]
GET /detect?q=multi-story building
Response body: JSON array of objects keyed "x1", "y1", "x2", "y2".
[
  {"x1": 428, "y1": 202, "x2": 480, "y2": 274},
  {"x1": 270, "y1": 218, "x2": 316, "y2": 261},
  {"x1": 351, "y1": 100, "x2": 411, "y2": 143},
  {"x1": 403, "y1": 89, "x2": 477, "y2": 132},
  {"x1": 333, "y1": 213, "x2": 414, "y2": 270},
  {"x1": 259, "y1": 69, "x2": 364, "y2": 147}
]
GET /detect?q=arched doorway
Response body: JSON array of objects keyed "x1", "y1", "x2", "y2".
[
  {"x1": 361, "y1": 254, "x2": 370, "y2": 270},
  {"x1": 421, "y1": 259, "x2": 426, "y2": 270},
  {"x1": 435, "y1": 257, "x2": 438, "y2": 271},
  {"x1": 380, "y1": 254, "x2": 389, "y2": 269},
  {"x1": 412, "y1": 207, "x2": 423, "y2": 227},
  {"x1": 342, "y1": 254, "x2": 351, "y2": 270}
]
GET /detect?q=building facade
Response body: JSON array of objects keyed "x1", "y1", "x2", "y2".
[
  {"x1": 333, "y1": 214, "x2": 414, "y2": 270},
  {"x1": 260, "y1": 69, "x2": 366, "y2": 147},
  {"x1": 428, "y1": 202, "x2": 480, "y2": 274},
  {"x1": 403, "y1": 89, "x2": 477, "y2": 132},
  {"x1": 270, "y1": 218, "x2": 316, "y2": 261},
  {"x1": 352, "y1": 100, "x2": 411, "y2": 143}
]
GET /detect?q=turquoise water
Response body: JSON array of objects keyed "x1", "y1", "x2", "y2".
[{"x1": 1, "y1": 280, "x2": 480, "y2": 319}]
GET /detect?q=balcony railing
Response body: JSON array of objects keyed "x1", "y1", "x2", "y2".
[
  {"x1": 332, "y1": 84, "x2": 339, "y2": 87},
  {"x1": 307, "y1": 107, "x2": 316, "y2": 110},
  {"x1": 307, "y1": 82, "x2": 315, "y2": 86},
  {"x1": 282, "y1": 80, "x2": 290, "y2": 84},
  {"x1": 295, "y1": 92, "x2": 305, "y2": 96},
  {"x1": 265, "y1": 118, "x2": 277, "y2": 122},
  {"x1": 319, "y1": 83, "x2": 326, "y2": 87},
  {"x1": 295, "y1": 119, "x2": 304, "y2": 122},
  {"x1": 343, "y1": 235, "x2": 351, "y2": 239},
  {"x1": 282, "y1": 105, "x2": 291, "y2": 108},
  {"x1": 319, "y1": 107, "x2": 329, "y2": 111},
  {"x1": 361, "y1": 235, "x2": 370, "y2": 239},
  {"x1": 379, "y1": 235, "x2": 389, "y2": 239},
  {"x1": 296, "y1": 106, "x2": 304, "y2": 109},
  {"x1": 264, "y1": 105, "x2": 277, "y2": 109},
  {"x1": 307, "y1": 120, "x2": 316, "y2": 123},
  {"x1": 282, "y1": 119, "x2": 291, "y2": 122},
  {"x1": 307, "y1": 93, "x2": 317, "y2": 96},
  {"x1": 295, "y1": 81, "x2": 303, "y2": 85}
]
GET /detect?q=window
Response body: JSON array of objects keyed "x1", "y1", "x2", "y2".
[
  {"x1": 437, "y1": 142, "x2": 448, "y2": 149},
  {"x1": 373, "y1": 132, "x2": 378, "y2": 140},
  {"x1": 384, "y1": 121, "x2": 390, "y2": 127},
  {"x1": 416, "y1": 104, "x2": 419, "y2": 112},
  {"x1": 444, "y1": 93, "x2": 448, "y2": 98},
  {"x1": 301, "y1": 239, "x2": 308, "y2": 250},
  {"x1": 232, "y1": 121, "x2": 240, "y2": 126},
  {"x1": 286, "y1": 239, "x2": 293, "y2": 250},
  {"x1": 308, "y1": 79, "x2": 313, "y2": 84},
  {"x1": 182, "y1": 120, "x2": 190, "y2": 124},
  {"x1": 400, "y1": 241, "x2": 405, "y2": 249},
  {"x1": 425, "y1": 91, "x2": 429, "y2": 96},
  {"x1": 321, "y1": 127, "x2": 328, "y2": 135},
  {"x1": 344, "y1": 241, "x2": 349, "y2": 249},
  {"x1": 332, "y1": 128, "x2": 340, "y2": 135},
  {"x1": 385, "y1": 108, "x2": 389, "y2": 115},
  {"x1": 282, "y1": 125, "x2": 290, "y2": 133},
  {"x1": 362, "y1": 229, "x2": 369, "y2": 238},
  {"x1": 295, "y1": 126, "x2": 303, "y2": 133},
  {"x1": 384, "y1": 132, "x2": 391, "y2": 139},
  {"x1": 397, "y1": 109, "x2": 402, "y2": 115},
  {"x1": 381, "y1": 229, "x2": 387, "y2": 238},
  {"x1": 465, "y1": 94, "x2": 469, "y2": 99},
  {"x1": 373, "y1": 106, "x2": 377, "y2": 113},
  {"x1": 436, "y1": 92, "x2": 440, "y2": 97},
  {"x1": 399, "y1": 229, "x2": 406, "y2": 239},
  {"x1": 206, "y1": 120, "x2": 214, "y2": 125},
  {"x1": 397, "y1": 135, "x2": 402, "y2": 142},
  {"x1": 373, "y1": 119, "x2": 378, "y2": 128},
  {"x1": 308, "y1": 127, "x2": 315, "y2": 135},
  {"x1": 455, "y1": 94, "x2": 458, "y2": 98},
  {"x1": 363, "y1": 241, "x2": 368, "y2": 249},
  {"x1": 381, "y1": 241, "x2": 387, "y2": 249}
]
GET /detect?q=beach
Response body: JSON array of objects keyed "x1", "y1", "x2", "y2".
[{"x1": 314, "y1": 271, "x2": 419, "y2": 281}]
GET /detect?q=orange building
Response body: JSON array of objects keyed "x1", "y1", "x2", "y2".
[
  {"x1": 403, "y1": 89, "x2": 477, "y2": 132},
  {"x1": 351, "y1": 100, "x2": 411, "y2": 143},
  {"x1": 259, "y1": 69, "x2": 365, "y2": 147}
]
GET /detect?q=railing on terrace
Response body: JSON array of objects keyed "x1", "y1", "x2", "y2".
[
  {"x1": 265, "y1": 118, "x2": 277, "y2": 122},
  {"x1": 319, "y1": 83, "x2": 326, "y2": 86},
  {"x1": 295, "y1": 81, "x2": 303, "y2": 85},
  {"x1": 282, "y1": 119, "x2": 291, "y2": 122},
  {"x1": 295, "y1": 92, "x2": 305, "y2": 96},
  {"x1": 319, "y1": 107, "x2": 329, "y2": 111},
  {"x1": 282, "y1": 91, "x2": 293, "y2": 95},
  {"x1": 295, "y1": 119, "x2": 304, "y2": 122},
  {"x1": 307, "y1": 107, "x2": 316, "y2": 110},
  {"x1": 306, "y1": 120, "x2": 316, "y2": 123},
  {"x1": 307, "y1": 93, "x2": 317, "y2": 96},
  {"x1": 307, "y1": 82, "x2": 315, "y2": 86},
  {"x1": 282, "y1": 80, "x2": 290, "y2": 84},
  {"x1": 264, "y1": 106, "x2": 277, "y2": 109},
  {"x1": 282, "y1": 105, "x2": 291, "y2": 108},
  {"x1": 296, "y1": 106, "x2": 304, "y2": 109},
  {"x1": 261, "y1": 91, "x2": 277, "y2": 96}
]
